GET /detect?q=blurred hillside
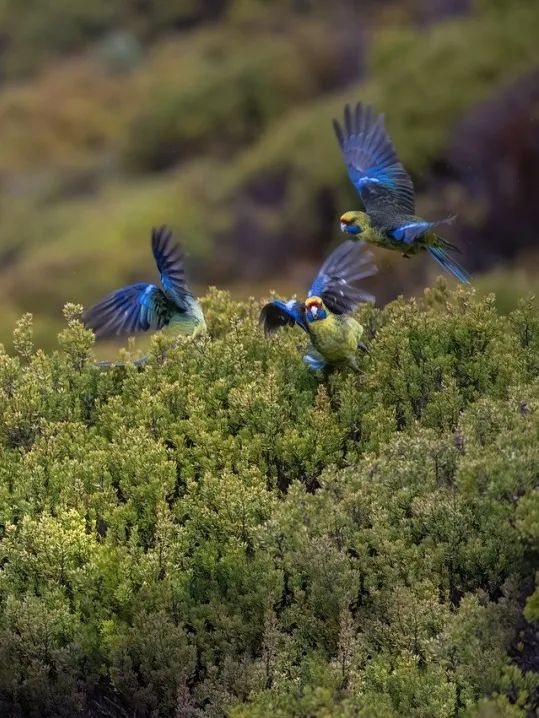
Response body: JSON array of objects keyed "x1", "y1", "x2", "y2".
[{"x1": 0, "y1": 0, "x2": 538, "y2": 348}]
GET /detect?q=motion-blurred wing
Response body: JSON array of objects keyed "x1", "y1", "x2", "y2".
[
  {"x1": 333, "y1": 102, "x2": 415, "y2": 222},
  {"x1": 259, "y1": 299, "x2": 307, "y2": 337},
  {"x1": 83, "y1": 283, "x2": 170, "y2": 338},
  {"x1": 308, "y1": 240, "x2": 376, "y2": 314},
  {"x1": 151, "y1": 226, "x2": 191, "y2": 310}
]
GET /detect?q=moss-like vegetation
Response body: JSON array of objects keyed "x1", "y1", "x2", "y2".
[{"x1": 0, "y1": 285, "x2": 537, "y2": 716}]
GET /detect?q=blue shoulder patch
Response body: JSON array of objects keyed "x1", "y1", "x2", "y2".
[{"x1": 390, "y1": 221, "x2": 432, "y2": 244}]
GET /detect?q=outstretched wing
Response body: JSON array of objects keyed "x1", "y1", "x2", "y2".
[
  {"x1": 151, "y1": 226, "x2": 192, "y2": 310},
  {"x1": 308, "y1": 240, "x2": 377, "y2": 314},
  {"x1": 83, "y1": 283, "x2": 171, "y2": 338},
  {"x1": 259, "y1": 299, "x2": 308, "y2": 337},
  {"x1": 333, "y1": 102, "x2": 415, "y2": 222}
]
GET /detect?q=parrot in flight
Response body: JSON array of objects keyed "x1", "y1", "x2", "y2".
[
  {"x1": 83, "y1": 226, "x2": 206, "y2": 339},
  {"x1": 260, "y1": 240, "x2": 376, "y2": 371},
  {"x1": 333, "y1": 102, "x2": 470, "y2": 283}
]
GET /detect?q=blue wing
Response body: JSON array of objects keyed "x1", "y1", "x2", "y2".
[
  {"x1": 389, "y1": 216, "x2": 456, "y2": 245},
  {"x1": 151, "y1": 226, "x2": 191, "y2": 310},
  {"x1": 308, "y1": 240, "x2": 377, "y2": 314},
  {"x1": 333, "y1": 102, "x2": 415, "y2": 220},
  {"x1": 83, "y1": 283, "x2": 171, "y2": 338},
  {"x1": 259, "y1": 299, "x2": 308, "y2": 336}
]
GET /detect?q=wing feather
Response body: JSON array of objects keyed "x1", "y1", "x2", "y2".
[
  {"x1": 83, "y1": 283, "x2": 171, "y2": 338},
  {"x1": 333, "y1": 101, "x2": 415, "y2": 221},
  {"x1": 308, "y1": 240, "x2": 377, "y2": 314},
  {"x1": 151, "y1": 226, "x2": 191, "y2": 310},
  {"x1": 259, "y1": 299, "x2": 308, "y2": 337}
]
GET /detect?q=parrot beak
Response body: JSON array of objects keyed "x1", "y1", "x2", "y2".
[{"x1": 340, "y1": 222, "x2": 347, "y2": 233}]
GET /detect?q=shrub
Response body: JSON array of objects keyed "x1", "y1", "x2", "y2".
[{"x1": 0, "y1": 285, "x2": 537, "y2": 716}]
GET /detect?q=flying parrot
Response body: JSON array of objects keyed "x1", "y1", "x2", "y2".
[
  {"x1": 333, "y1": 102, "x2": 470, "y2": 283},
  {"x1": 83, "y1": 226, "x2": 206, "y2": 339},
  {"x1": 260, "y1": 240, "x2": 376, "y2": 371}
]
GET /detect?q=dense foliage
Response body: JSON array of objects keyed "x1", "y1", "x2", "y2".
[{"x1": 0, "y1": 284, "x2": 537, "y2": 716}]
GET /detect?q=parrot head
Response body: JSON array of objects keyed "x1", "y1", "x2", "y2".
[
  {"x1": 340, "y1": 211, "x2": 365, "y2": 236},
  {"x1": 305, "y1": 297, "x2": 328, "y2": 323}
]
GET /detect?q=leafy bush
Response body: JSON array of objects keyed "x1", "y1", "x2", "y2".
[{"x1": 0, "y1": 285, "x2": 537, "y2": 716}]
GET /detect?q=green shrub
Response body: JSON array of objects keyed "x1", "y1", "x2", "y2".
[{"x1": 0, "y1": 285, "x2": 537, "y2": 716}]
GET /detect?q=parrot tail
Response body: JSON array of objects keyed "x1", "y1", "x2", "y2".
[{"x1": 427, "y1": 246, "x2": 470, "y2": 284}]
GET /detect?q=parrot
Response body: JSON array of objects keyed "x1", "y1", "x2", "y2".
[
  {"x1": 83, "y1": 226, "x2": 206, "y2": 339},
  {"x1": 333, "y1": 101, "x2": 470, "y2": 283},
  {"x1": 259, "y1": 239, "x2": 376, "y2": 371}
]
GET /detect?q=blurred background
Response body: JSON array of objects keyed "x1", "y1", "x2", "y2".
[{"x1": 0, "y1": 0, "x2": 537, "y2": 350}]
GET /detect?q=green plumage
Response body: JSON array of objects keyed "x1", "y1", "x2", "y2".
[
  {"x1": 259, "y1": 239, "x2": 376, "y2": 371},
  {"x1": 341, "y1": 210, "x2": 456, "y2": 257},
  {"x1": 166, "y1": 297, "x2": 206, "y2": 337},
  {"x1": 306, "y1": 307, "x2": 364, "y2": 370}
]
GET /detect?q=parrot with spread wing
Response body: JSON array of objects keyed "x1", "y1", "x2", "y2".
[
  {"x1": 260, "y1": 240, "x2": 376, "y2": 371},
  {"x1": 83, "y1": 226, "x2": 206, "y2": 339},
  {"x1": 333, "y1": 102, "x2": 470, "y2": 283}
]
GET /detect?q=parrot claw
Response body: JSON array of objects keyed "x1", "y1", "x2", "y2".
[{"x1": 357, "y1": 341, "x2": 369, "y2": 354}]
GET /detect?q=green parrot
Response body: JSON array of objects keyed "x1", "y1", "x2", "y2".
[
  {"x1": 260, "y1": 240, "x2": 376, "y2": 371},
  {"x1": 334, "y1": 102, "x2": 470, "y2": 283},
  {"x1": 83, "y1": 226, "x2": 206, "y2": 339}
]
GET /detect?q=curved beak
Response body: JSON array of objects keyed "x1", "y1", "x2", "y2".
[{"x1": 340, "y1": 222, "x2": 347, "y2": 233}]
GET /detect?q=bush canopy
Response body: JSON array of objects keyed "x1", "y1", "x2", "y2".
[{"x1": 0, "y1": 284, "x2": 537, "y2": 716}]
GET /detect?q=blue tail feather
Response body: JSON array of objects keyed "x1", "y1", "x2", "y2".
[{"x1": 428, "y1": 247, "x2": 470, "y2": 284}]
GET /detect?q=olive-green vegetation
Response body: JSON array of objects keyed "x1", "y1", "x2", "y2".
[
  {"x1": 0, "y1": 284, "x2": 537, "y2": 716},
  {"x1": 0, "y1": 0, "x2": 538, "y2": 349}
]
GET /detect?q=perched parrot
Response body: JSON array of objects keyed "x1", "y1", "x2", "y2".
[
  {"x1": 333, "y1": 102, "x2": 470, "y2": 283},
  {"x1": 260, "y1": 240, "x2": 376, "y2": 371},
  {"x1": 83, "y1": 226, "x2": 206, "y2": 339}
]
